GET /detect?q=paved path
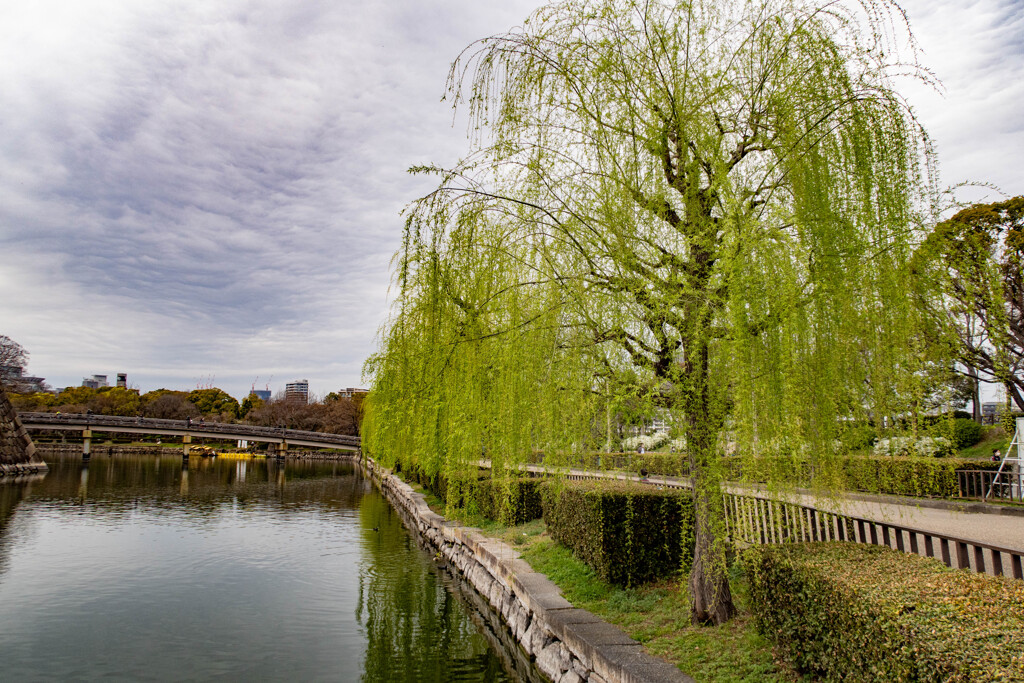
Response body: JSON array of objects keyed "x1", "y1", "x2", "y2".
[
  {"x1": 783, "y1": 491, "x2": 1024, "y2": 552},
  {"x1": 504, "y1": 461, "x2": 1024, "y2": 553}
]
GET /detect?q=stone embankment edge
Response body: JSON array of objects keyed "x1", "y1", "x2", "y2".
[
  {"x1": 0, "y1": 387, "x2": 47, "y2": 477},
  {"x1": 362, "y1": 456, "x2": 694, "y2": 683}
]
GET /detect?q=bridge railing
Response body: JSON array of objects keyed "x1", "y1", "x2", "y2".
[
  {"x1": 18, "y1": 412, "x2": 360, "y2": 447},
  {"x1": 563, "y1": 471, "x2": 1024, "y2": 580}
]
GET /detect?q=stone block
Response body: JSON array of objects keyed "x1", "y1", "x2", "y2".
[
  {"x1": 510, "y1": 604, "x2": 530, "y2": 641},
  {"x1": 463, "y1": 529, "x2": 487, "y2": 553},
  {"x1": 558, "y1": 670, "x2": 583, "y2": 683},
  {"x1": 592, "y1": 644, "x2": 696, "y2": 683},
  {"x1": 527, "y1": 619, "x2": 553, "y2": 656},
  {"x1": 558, "y1": 620, "x2": 637, "y2": 671},
  {"x1": 511, "y1": 572, "x2": 573, "y2": 616},
  {"x1": 498, "y1": 557, "x2": 534, "y2": 583},
  {"x1": 536, "y1": 642, "x2": 569, "y2": 680},
  {"x1": 420, "y1": 511, "x2": 445, "y2": 528},
  {"x1": 543, "y1": 608, "x2": 603, "y2": 643}
]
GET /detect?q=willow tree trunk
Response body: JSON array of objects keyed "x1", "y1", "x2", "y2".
[
  {"x1": 688, "y1": 472, "x2": 736, "y2": 625},
  {"x1": 683, "y1": 339, "x2": 736, "y2": 625}
]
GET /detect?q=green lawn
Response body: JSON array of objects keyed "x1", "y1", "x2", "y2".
[
  {"x1": 958, "y1": 426, "x2": 1011, "y2": 460},
  {"x1": 519, "y1": 535, "x2": 794, "y2": 682}
]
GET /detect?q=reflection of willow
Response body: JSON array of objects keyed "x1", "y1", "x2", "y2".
[
  {"x1": 356, "y1": 493, "x2": 510, "y2": 682},
  {"x1": 20, "y1": 454, "x2": 366, "y2": 519}
]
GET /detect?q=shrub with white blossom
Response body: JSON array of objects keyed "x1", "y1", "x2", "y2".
[
  {"x1": 873, "y1": 436, "x2": 955, "y2": 458},
  {"x1": 622, "y1": 432, "x2": 670, "y2": 452}
]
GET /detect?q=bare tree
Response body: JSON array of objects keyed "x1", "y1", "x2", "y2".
[{"x1": 0, "y1": 335, "x2": 29, "y2": 389}]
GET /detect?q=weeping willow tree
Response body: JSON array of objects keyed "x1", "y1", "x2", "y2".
[{"x1": 364, "y1": 0, "x2": 937, "y2": 625}]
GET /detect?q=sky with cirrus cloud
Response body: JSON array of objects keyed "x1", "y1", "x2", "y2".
[{"x1": 1, "y1": 0, "x2": 1021, "y2": 400}]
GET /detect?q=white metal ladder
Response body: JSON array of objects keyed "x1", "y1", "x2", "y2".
[{"x1": 985, "y1": 416, "x2": 1024, "y2": 502}]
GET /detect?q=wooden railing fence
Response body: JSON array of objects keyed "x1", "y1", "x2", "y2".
[
  {"x1": 563, "y1": 472, "x2": 1024, "y2": 580},
  {"x1": 957, "y1": 469, "x2": 1023, "y2": 501}
]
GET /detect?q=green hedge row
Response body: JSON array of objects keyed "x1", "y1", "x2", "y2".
[
  {"x1": 395, "y1": 463, "x2": 543, "y2": 525},
  {"x1": 532, "y1": 452, "x2": 1001, "y2": 499},
  {"x1": 836, "y1": 456, "x2": 997, "y2": 498},
  {"x1": 541, "y1": 479, "x2": 693, "y2": 587},
  {"x1": 526, "y1": 451, "x2": 695, "y2": 476},
  {"x1": 746, "y1": 542, "x2": 1024, "y2": 681},
  {"x1": 471, "y1": 477, "x2": 544, "y2": 525},
  {"x1": 723, "y1": 456, "x2": 999, "y2": 499},
  {"x1": 754, "y1": 456, "x2": 1001, "y2": 498}
]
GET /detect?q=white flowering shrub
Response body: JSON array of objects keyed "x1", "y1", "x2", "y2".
[
  {"x1": 873, "y1": 436, "x2": 955, "y2": 458},
  {"x1": 622, "y1": 432, "x2": 670, "y2": 452}
]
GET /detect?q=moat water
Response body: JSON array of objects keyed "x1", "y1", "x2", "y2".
[{"x1": 0, "y1": 453, "x2": 537, "y2": 681}]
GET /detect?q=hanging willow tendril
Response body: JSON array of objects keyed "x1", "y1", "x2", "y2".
[{"x1": 363, "y1": 0, "x2": 939, "y2": 625}]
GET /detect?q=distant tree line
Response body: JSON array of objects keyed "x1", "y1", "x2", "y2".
[{"x1": 6, "y1": 382, "x2": 362, "y2": 436}]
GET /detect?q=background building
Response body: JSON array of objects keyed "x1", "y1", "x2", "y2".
[
  {"x1": 0, "y1": 365, "x2": 47, "y2": 393},
  {"x1": 285, "y1": 380, "x2": 309, "y2": 403},
  {"x1": 81, "y1": 374, "x2": 108, "y2": 389}
]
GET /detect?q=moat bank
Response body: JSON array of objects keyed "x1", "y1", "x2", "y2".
[{"x1": 361, "y1": 456, "x2": 693, "y2": 683}]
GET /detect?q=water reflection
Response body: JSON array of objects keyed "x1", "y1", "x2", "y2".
[
  {"x1": 357, "y1": 493, "x2": 518, "y2": 682},
  {"x1": 0, "y1": 453, "x2": 531, "y2": 681}
]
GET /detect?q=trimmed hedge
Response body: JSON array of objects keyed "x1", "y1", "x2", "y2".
[
  {"x1": 541, "y1": 479, "x2": 693, "y2": 587},
  {"x1": 471, "y1": 477, "x2": 544, "y2": 525},
  {"x1": 746, "y1": 542, "x2": 1024, "y2": 681},
  {"x1": 838, "y1": 456, "x2": 998, "y2": 498},
  {"x1": 730, "y1": 456, "x2": 1000, "y2": 499},
  {"x1": 530, "y1": 452, "x2": 998, "y2": 499},
  {"x1": 397, "y1": 463, "x2": 543, "y2": 525}
]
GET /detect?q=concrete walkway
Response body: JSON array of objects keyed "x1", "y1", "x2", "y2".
[
  {"x1": 779, "y1": 490, "x2": 1024, "y2": 553},
  {"x1": 509, "y1": 461, "x2": 1024, "y2": 554}
]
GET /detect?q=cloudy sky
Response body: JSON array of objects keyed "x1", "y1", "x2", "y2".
[{"x1": 1, "y1": 0, "x2": 1021, "y2": 400}]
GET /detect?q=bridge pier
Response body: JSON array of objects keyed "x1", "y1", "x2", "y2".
[
  {"x1": 82, "y1": 429, "x2": 92, "y2": 461},
  {"x1": 182, "y1": 434, "x2": 191, "y2": 461},
  {"x1": 276, "y1": 441, "x2": 288, "y2": 460},
  {"x1": 79, "y1": 464, "x2": 89, "y2": 499}
]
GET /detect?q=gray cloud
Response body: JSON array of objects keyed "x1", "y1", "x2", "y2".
[{"x1": 0, "y1": 0, "x2": 1020, "y2": 398}]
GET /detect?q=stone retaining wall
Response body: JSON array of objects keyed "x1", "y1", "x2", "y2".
[
  {"x1": 362, "y1": 457, "x2": 693, "y2": 683},
  {"x1": 0, "y1": 385, "x2": 46, "y2": 476}
]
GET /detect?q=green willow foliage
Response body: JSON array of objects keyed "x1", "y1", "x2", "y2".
[{"x1": 364, "y1": 0, "x2": 936, "y2": 623}]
